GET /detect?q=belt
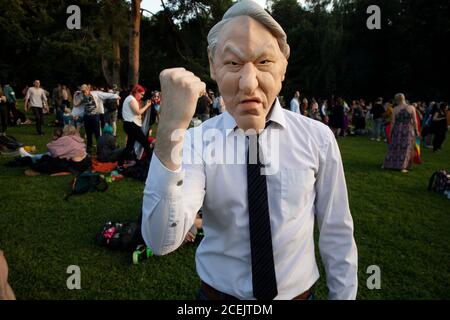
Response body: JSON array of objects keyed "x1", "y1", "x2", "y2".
[{"x1": 200, "y1": 281, "x2": 313, "y2": 300}]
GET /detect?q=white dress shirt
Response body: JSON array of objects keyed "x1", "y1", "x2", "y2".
[{"x1": 142, "y1": 99, "x2": 358, "y2": 300}]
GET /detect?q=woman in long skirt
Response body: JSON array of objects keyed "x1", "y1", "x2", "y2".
[{"x1": 383, "y1": 94, "x2": 419, "y2": 173}]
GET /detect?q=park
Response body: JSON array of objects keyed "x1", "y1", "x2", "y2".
[{"x1": 0, "y1": 0, "x2": 449, "y2": 301}]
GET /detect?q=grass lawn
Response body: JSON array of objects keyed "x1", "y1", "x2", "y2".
[{"x1": 1, "y1": 106, "x2": 449, "y2": 300}]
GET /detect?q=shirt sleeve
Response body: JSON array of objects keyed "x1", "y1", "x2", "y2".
[
  {"x1": 141, "y1": 131, "x2": 206, "y2": 255},
  {"x1": 314, "y1": 128, "x2": 358, "y2": 300},
  {"x1": 96, "y1": 92, "x2": 120, "y2": 101}
]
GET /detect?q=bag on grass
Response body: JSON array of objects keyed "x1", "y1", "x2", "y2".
[
  {"x1": 428, "y1": 169, "x2": 450, "y2": 194},
  {"x1": 65, "y1": 172, "x2": 108, "y2": 200},
  {"x1": 96, "y1": 221, "x2": 144, "y2": 251},
  {"x1": 0, "y1": 135, "x2": 23, "y2": 150}
]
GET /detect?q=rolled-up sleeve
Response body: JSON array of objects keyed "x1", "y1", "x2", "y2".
[
  {"x1": 141, "y1": 132, "x2": 205, "y2": 255},
  {"x1": 314, "y1": 128, "x2": 358, "y2": 299}
]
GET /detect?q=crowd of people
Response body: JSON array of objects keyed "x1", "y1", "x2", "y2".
[
  {"x1": 287, "y1": 91, "x2": 449, "y2": 172},
  {"x1": 1, "y1": 80, "x2": 164, "y2": 177},
  {"x1": 2, "y1": 80, "x2": 449, "y2": 176}
]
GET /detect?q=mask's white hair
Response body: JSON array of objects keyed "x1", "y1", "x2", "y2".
[{"x1": 207, "y1": 0, "x2": 290, "y2": 61}]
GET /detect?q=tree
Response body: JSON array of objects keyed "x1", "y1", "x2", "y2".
[
  {"x1": 128, "y1": 0, "x2": 142, "y2": 87},
  {"x1": 97, "y1": 0, "x2": 129, "y2": 88}
]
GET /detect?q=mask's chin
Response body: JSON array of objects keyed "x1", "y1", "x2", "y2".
[{"x1": 235, "y1": 115, "x2": 266, "y2": 133}]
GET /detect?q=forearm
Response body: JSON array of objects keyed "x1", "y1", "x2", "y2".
[
  {"x1": 141, "y1": 154, "x2": 204, "y2": 255},
  {"x1": 154, "y1": 125, "x2": 185, "y2": 171},
  {"x1": 137, "y1": 105, "x2": 150, "y2": 115}
]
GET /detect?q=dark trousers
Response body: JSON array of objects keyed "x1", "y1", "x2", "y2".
[
  {"x1": 433, "y1": 129, "x2": 447, "y2": 151},
  {"x1": 31, "y1": 154, "x2": 91, "y2": 174},
  {"x1": 31, "y1": 106, "x2": 44, "y2": 134},
  {"x1": 122, "y1": 121, "x2": 150, "y2": 163},
  {"x1": 84, "y1": 114, "x2": 100, "y2": 150},
  {"x1": 7, "y1": 102, "x2": 17, "y2": 125},
  {"x1": 0, "y1": 103, "x2": 8, "y2": 134},
  {"x1": 98, "y1": 148, "x2": 125, "y2": 163}
]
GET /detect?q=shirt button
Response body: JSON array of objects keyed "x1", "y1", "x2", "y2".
[{"x1": 177, "y1": 180, "x2": 183, "y2": 186}]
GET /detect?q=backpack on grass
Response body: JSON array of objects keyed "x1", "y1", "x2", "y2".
[
  {"x1": 428, "y1": 169, "x2": 450, "y2": 194},
  {"x1": 0, "y1": 135, "x2": 23, "y2": 150},
  {"x1": 96, "y1": 221, "x2": 144, "y2": 251},
  {"x1": 64, "y1": 172, "x2": 108, "y2": 200}
]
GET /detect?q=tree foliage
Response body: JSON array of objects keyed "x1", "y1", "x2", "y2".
[{"x1": 0, "y1": 0, "x2": 448, "y2": 100}]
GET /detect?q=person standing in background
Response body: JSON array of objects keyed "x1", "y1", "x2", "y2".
[
  {"x1": 24, "y1": 80, "x2": 48, "y2": 135},
  {"x1": 3, "y1": 84, "x2": 17, "y2": 126},
  {"x1": 290, "y1": 91, "x2": 300, "y2": 114},
  {"x1": 382, "y1": 93, "x2": 418, "y2": 173}
]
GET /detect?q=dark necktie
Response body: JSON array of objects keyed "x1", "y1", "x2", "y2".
[{"x1": 247, "y1": 131, "x2": 278, "y2": 300}]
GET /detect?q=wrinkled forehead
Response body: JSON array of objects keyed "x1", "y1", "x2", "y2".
[{"x1": 215, "y1": 16, "x2": 281, "y2": 59}]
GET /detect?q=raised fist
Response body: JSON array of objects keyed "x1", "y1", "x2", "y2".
[{"x1": 159, "y1": 68, "x2": 206, "y2": 130}]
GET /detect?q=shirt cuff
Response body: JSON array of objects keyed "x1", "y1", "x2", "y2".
[{"x1": 145, "y1": 154, "x2": 185, "y2": 197}]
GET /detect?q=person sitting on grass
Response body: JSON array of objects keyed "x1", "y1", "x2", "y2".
[
  {"x1": 63, "y1": 107, "x2": 74, "y2": 127},
  {"x1": 24, "y1": 125, "x2": 91, "y2": 175},
  {"x1": 96, "y1": 124, "x2": 124, "y2": 163},
  {"x1": 19, "y1": 127, "x2": 63, "y2": 163}
]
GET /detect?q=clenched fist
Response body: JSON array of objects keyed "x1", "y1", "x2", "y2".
[
  {"x1": 155, "y1": 68, "x2": 206, "y2": 171},
  {"x1": 159, "y1": 68, "x2": 206, "y2": 130}
]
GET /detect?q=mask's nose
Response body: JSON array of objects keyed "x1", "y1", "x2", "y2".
[{"x1": 239, "y1": 63, "x2": 258, "y2": 96}]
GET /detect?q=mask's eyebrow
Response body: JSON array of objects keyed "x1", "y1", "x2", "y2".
[
  {"x1": 222, "y1": 42, "x2": 278, "y2": 62},
  {"x1": 222, "y1": 44, "x2": 245, "y2": 61}
]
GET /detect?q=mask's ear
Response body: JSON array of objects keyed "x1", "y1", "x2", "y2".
[
  {"x1": 281, "y1": 57, "x2": 288, "y2": 82},
  {"x1": 208, "y1": 49, "x2": 216, "y2": 81}
]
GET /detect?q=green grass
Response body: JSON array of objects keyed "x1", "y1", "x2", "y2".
[{"x1": 1, "y1": 105, "x2": 449, "y2": 299}]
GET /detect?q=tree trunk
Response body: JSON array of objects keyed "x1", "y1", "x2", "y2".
[
  {"x1": 112, "y1": 39, "x2": 121, "y2": 88},
  {"x1": 101, "y1": 55, "x2": 113, "y2": 87},
  {"x1": 128, "y1": 0, "x2": 142, "y2": 87}
]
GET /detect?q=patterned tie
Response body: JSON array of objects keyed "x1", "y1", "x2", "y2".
[{"x1": 247, "y1": 130, "x2": 278, "y2": 300}]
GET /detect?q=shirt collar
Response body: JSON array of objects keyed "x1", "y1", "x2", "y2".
[{"x1": 223, "y1": 98, "x2": 286, "y2": 136}]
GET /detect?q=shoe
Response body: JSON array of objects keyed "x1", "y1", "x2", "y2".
[
  {"x1": 132, "y1": 245, "x2": 153, "y2": 264},
  {"x1": 401, "y1": 169, "x2": 408, "y2": 173},
  {"x1": 376, "y1": 138, "x2": 380, "y2": 142},
  {"x1": 370, "y1": 138, "x2": 375, "y2": 141}
]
